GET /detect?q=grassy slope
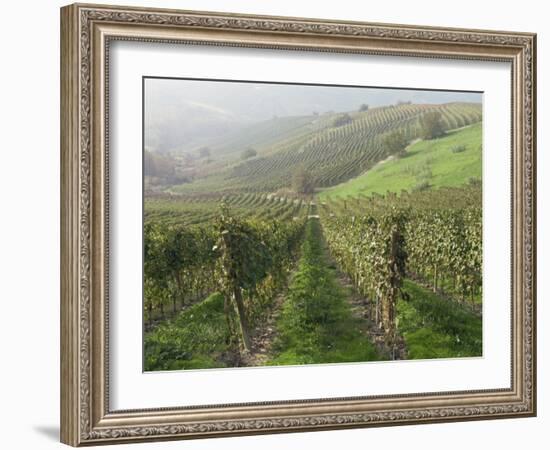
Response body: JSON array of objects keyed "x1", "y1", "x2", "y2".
[
  {"x1": 269, "y1": 219, "x2": 380, "y2": 365},
  {"x1": 319, "y1": 122, "x2": 482, "y2": 199},
  {"x1": 397, "y1": 280, "x2": 482, "y2": 360},
  {"x1": 144, "y1": 293, "x2": 230, "y2": 371}
]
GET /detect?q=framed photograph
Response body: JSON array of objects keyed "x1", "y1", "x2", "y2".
[{"x1": 60, "y1": 3, "x2": 536, "y2": 446}]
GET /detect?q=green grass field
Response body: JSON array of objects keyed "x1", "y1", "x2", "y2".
[
  {"x1": 144, "y1": 292, "x2": 230, "y2": 371},
  {"x1": 319, "y1": 123, "x2": 482, "y2": 199},
  {"x1": 397, "y1": 280, "x2": 482, "y2": 360}
]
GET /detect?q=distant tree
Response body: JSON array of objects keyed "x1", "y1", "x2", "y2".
[
  {"x1": 183, "y1": 153, "x2": 195, "y2": 166},
  {"x1": 359, "y1": 103, "x2": 369, "y2": 112},
  {"x1": 312, "y1": 111, "x2": 319, "y2": 116},
  {"x1": 144, "y1": 150, "x2": 176, "y2": 178},
  {"x1": 396, "y1": 100, "x2": 412, "y2": 106},
  {"x1": 291, "y1": 166, "x2": 314, "y2": 194},
  {"x1": 382, "y1": 130, "x2": 409, "y2": 158},
  {"x1": 241, "y1": 147, "x2": 257, "y2": 160},
  {"x1": 198, "y1": 147, "x2": 211, "y2": 158},
  {"x1": 332, "y1": 113, "x2": 353, "y2": 127},
  {"x1": 420, "y1": 111, "x2": 445, "y2": 140}
]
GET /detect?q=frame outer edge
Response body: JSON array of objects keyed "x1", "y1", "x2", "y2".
[
  {"x1": 62, "y1": 2, "x2": 537, "y2": 445},
  {"x1": 61, "y1": 4, "x2": 81, "y2": 447},
  {"x1": 528, "y1": 33, "x2": 536, "y2": 416}
]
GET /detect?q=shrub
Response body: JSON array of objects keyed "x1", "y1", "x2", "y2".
[
  {"x1": 241, "y1": 147, "x2": 257, "y2": 160},
  {"x1": 411, "y1": 181, "x2": 431, "y2": 192},
  {"x1": 420, "y1": 111, "x2": 445, "y2": 140},
  {"x1": 450, "y1": 144, "x2": 467, "y2": 153},
  {"x1": 332, "y1": 113, "x2": 353, "y2": 127},
  {"x1": 382, "y1": 130, "x2": 409, "y2": 158},
  {"x1": 291, "y1": 166, "x2": 314, "y2": 194}
]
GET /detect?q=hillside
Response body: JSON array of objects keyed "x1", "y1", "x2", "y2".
[
  {"x1": 171, "y1": 102, "x2": 481, "y2": 195},
  {"x1": 189, "y1": 114, "x2": 323, "y2": 160},
  {"x1": 318, "y1": 123, "x2": 482, "y2": 199}
]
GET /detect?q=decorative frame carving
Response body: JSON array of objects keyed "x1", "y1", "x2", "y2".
[{"x1": 60, "y1": 3, "x2": 536, "y2": 446}]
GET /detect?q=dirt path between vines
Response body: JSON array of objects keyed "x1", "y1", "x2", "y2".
[
  {"x1": 322, "y1": 236, "x2": 408, "y2": 360},
  {"x1": 239, "y1": 266, "x2": 301, "y2": 367},
  {"x1": 239, "y1": 291, "x2": 286, "y2": 367}
]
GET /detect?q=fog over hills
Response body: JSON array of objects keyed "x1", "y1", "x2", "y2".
[{"x1": 145, "y1": 77, "x2": 482, "y2": 154}]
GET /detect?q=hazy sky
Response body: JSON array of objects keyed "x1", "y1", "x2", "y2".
[{"x1": 145, "y1": 78, "x2": 482, "y2": 153}]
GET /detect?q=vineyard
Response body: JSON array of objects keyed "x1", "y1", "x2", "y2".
[
  {"x1": 145, "y1": 192, "x2": 310, "y2": 227},
  {"x1": 320, "y1": 185, "x2": 482, "y2": 358},
  {"x1": 143, "y1": 99, "x2": 483, "y2": 371},
  {"x1": 171, "y1": 102, "x2": 481, "y2": 194},
  {"x1": 144, "y1": 184, "x2": 482, "y2": 370}
]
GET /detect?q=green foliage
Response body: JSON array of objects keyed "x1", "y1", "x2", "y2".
[
  {"x1": 270, "y1": 219, "x2": 380, "y2": 365},
  {"x1": 291, "y1": 166, "x2": 314, "y2": 194},
  {"x1": 405, "y1": 204, "x2": 482, "y2": 303},
  {"x1": 359, "y1": 103, "x2": 369, "y2": 112},
  {"x1": 143, "y1": 222, "x2": 218, "y2": 324},
  {"x1": 322, "y1": 205, "x2": 408, "y2": 345},
  {"x1": 319, "y1": 184, "x2": 482, "y2": 357},
  {"x1": 145, "y1": 184, "x2": 482, "y2": 369},
  {"x1": 144, "y1": 293, "x2": 230, "y2": 371},
  {"x1": 382, "y1": 130, "x2": 409, "y2": 158},
  {"x1": 143, "y1": 99, "x2": 484, "y2": 370},
  {"x1": 213, "y1": 209, "x2": 306, "y2": 352},
  {"x1": 420, "y1": 111, "x2": 445, "y2": 140},
  {"x1": 144, "y1": 209, "x2": 306, "y2": 367},
  {"x1": 397, "y1": 280, "x2": 482, "y2": 359},
  {"x1": 216, "y1": 211, "x2": 304, "y2": 292}
]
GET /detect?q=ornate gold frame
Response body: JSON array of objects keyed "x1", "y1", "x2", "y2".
[{"x1": 60, "y1": 3, "x2": 536, "y2": 446}]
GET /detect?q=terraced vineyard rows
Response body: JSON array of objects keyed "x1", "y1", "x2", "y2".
[
  {"x1": 145, "y1": 192, "x2": 310, "y2": 227},
  {"x1": 195, "y1": 114, "x2": 331, "y2": 161},
  {"x1": 174, "y1": 102, "x2": 481, "y2": 194}
]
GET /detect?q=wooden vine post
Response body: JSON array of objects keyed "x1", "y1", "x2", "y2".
[
  {"x1": 219, "y1": 228, "x2": 252, "y2": 353},
  {"x1": 381, "y1": 223, "x2": 406, "y2": 359}
]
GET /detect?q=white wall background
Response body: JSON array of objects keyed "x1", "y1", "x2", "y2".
[{"x1": 0, "y1": 0, "x2": 546, "y2": 449}]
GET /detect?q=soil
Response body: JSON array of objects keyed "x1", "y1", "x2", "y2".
[
  {"x1": 239, "y1": 291, "x2": 286, "y2": 367},
  {"x1": 334, "y1": 269, "x2": 408, "y2": 360}
]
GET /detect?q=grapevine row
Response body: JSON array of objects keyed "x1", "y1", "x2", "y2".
[
  {"x1": 144, "y1": 209, "x2": 306, "y2": 355},
  {"x1": 320, "y1": 185, "x2": 482, "y2": 353}
]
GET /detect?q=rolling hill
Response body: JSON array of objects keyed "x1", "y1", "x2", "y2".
[
  {"x1": 170, "y1": 102, "x2": 482, "y2": 195},
  {"x1": 319, "y1": 122, "x2": 482, "y2": 198}
]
